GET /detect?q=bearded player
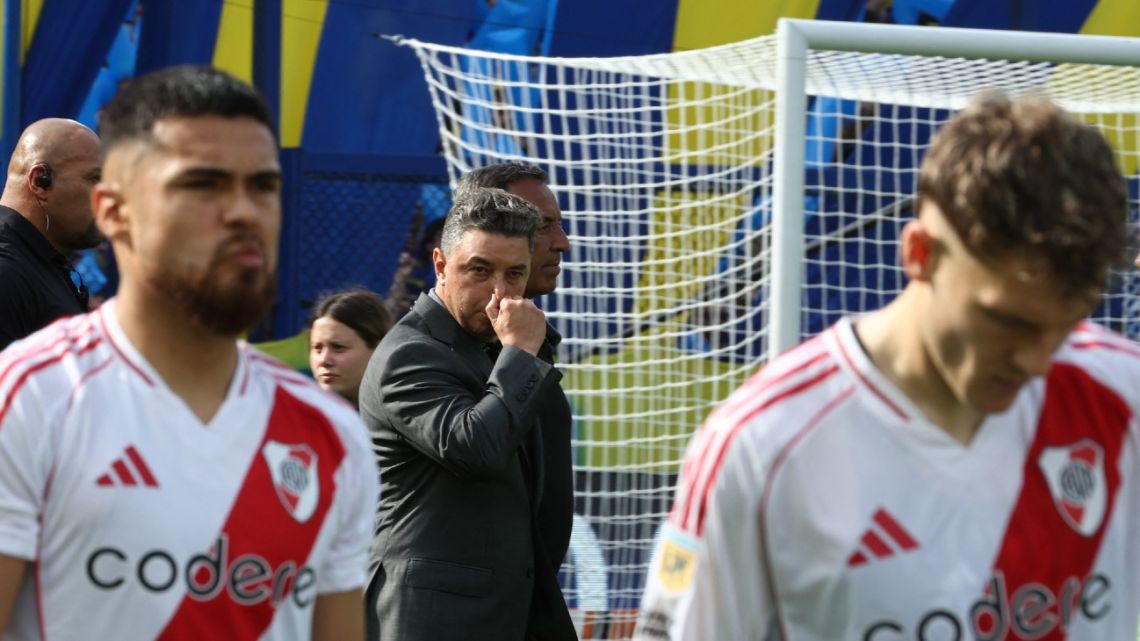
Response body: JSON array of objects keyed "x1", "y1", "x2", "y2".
[{"x1": 0, "y1": 67, "x2": 376, "y2": 640}]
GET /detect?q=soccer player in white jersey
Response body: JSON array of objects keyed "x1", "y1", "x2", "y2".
[
  {"x1": 0, "y1": 66, "x2": 377, "y2": 640},
  {"x1": 634, "y1": 92, "x2": 1140, "y2": 641}
]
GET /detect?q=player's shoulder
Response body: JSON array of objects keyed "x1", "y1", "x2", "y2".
[
  {"x1": 1058, "y1": 322, "x2": 1140, "y2": 375},
  {"x1": 1064, "y1": 322, "x2": 1140, "y2": 361},
  {"x1": 0, "y1": 312, "x2": 113, "y2": 431},
  {"x1": 683, "y1": 330, "x2": 849, "y2": 477},
  {"x1": 242, "y1": 344, "x2": 370, "y2": 449},
  {"x1": 0, "y1": 311, "x2": 109, "y2": 394},
  {"x1": 245, "y1": 342, "x2": 316, "y2": 388},
  {"x1": 1053, "y1": 321, "x2": 1140, "y2": 398},
  {"x1": 714, "y1": 331, "x2": 843, "y2": 434}
]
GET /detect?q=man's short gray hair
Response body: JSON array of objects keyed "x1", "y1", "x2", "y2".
[
  {"x1": 453, "y1": 162, "x2": 548, "y2": 200},
  {"x1": 440, "y1": 187, "x2": 542, "y2": 256}
]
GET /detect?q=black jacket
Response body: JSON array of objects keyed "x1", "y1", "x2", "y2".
[
  {"x1": 0, "y1": 206, "x2": 88, "y2": 351},
  {"x1": 361, "y1": 293, "x2": 577, "y2": 641}
]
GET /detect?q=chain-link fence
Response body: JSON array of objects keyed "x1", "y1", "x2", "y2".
[{"x1": 270, "y1": 152, "x2": 451, "y2": 338}]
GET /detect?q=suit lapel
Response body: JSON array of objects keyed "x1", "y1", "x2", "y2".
[{"x1": 413, "y1": 292, "x2": 493, "y2": 380}]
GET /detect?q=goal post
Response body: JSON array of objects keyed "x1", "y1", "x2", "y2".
[
  {"x1": 770, "y1": 18, "x2": 1140, "y2": 356},
  {"x1": 396, "y1": 20, "x2": 1140, "y2": 638}
]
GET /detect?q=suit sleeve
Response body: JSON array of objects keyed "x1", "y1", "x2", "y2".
[
  {"x1": 367, "y1": 339, "x2": 560, "y2": 479},
  {"x1": 0, "y1": 360, "x2": 52, "y2": 561},
  {"x1": 634, "y1": 425, "x2": 774, "y2": 641}
]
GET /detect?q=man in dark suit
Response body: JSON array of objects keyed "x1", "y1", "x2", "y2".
[
  {"x1": 361, "y1": 187, "x2": 577, "y2": 640},
  {"x1": 453, "y1": 164, "x2": 574, "y2": 627}
]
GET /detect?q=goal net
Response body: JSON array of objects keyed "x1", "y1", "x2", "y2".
[{"x1": 396, "y1": 21, "x2": 1140, "y2": 638}]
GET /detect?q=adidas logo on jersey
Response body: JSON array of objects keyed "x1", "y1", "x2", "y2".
[
  {"x1": 95, "y1": 445, "x2": 159, "y2": 488},
  {"x1": 846, "y1": 508, "x2": 919, "y2": 567}
]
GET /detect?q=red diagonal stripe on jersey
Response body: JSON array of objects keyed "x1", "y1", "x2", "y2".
[
  {"x1": 984, "y1": 364, "x2": 1129, "y2": 641},
  {"x1": 156, "y1": 387, "x2": 347, "y2": 640},
  {"x1": 125, "y1": 446, "x2": 159, "y2": 487},
  {"x1": 112, "y1": 459, "x2": 137, "y2": 486},
  {"x1": 873, "y1": 509, "x2": 918, "y2": 551},
  {"x1": 860, "y1": 530, "x2": 892, "y2": 559},
  {"x1": 96, "y1": 474, "x2": 113, "y2": 486}
]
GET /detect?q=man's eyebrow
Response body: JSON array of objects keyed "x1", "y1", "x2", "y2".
[
  {"x1": 465, "y1": 255, "x2": 528, "y2": 271},
  {"x1": 978, "y1": 304, "x2": 1040, "y2": 329},
  {"x1": 173, "y1": 167, "x2": 231, "y2": 180},
  {"x1": 250, "y1": 169, "x2": 283, "y2": 181},
  {"x1": 172, "y1": 167, "x2": 282, "y2": 181}
]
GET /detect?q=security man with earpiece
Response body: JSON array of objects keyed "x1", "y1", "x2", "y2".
[{"x1": 0, "y1": 118, "x2": 103, "y2": 351}]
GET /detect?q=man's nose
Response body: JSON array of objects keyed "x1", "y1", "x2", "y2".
[
  {"x1": 222, "y1": 186, "x2": 261, "y2": 226},
  {"x1": 492, "y1": 277, "x2": 509, "y2": 299},
  {"x1": 552, "y1": 224, "x2": 570, "y2": 253}
]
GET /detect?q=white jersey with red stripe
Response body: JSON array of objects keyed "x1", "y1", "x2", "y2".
[
  {"x1": 634, "y1": 317, "x2": 1140, "y2": 641},
  {"x1": 0, "y1": 300, "x2": 378, "y2": 641}
]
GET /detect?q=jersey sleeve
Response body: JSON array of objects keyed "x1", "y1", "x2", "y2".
[
  {"x1": 0, "y1": 364, "x2": 54, "y2": 561},
  {"x1": 634, "y1": 423, "x2": 773, "y2": 641},
  {"x1": 315, "y1": 413, "x2": 379, "y2": 594},
  {"x1": 1063, "y1": 325, "x2": 1140, "y2": 431}
]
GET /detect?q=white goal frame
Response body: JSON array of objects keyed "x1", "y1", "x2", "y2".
[
  {"x1": 770, "y1": 18, "x2": 1140, "y2": 359},
  {"x1": 396, "y1": 19, "x2": 1140, "y2": 639}
]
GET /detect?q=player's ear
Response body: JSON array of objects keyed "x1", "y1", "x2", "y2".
[
  {"x1": 901, "y1": 219, "x2": 937, "y2": 282},
  {"x1": 93, "y1": 181, "x2": 130, "y2": 246}
]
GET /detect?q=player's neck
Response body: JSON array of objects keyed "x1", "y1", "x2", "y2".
[
  {"x1": 114, "y1": 285, "x2": 240, "y2": 424},
  {"x1": 854, "y1": 293, "x2": 984, "y2": 445}
]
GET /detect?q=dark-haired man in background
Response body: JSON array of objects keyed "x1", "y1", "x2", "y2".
[
  {"x1": 453, "y1": 163, "x2": 576, "y2": 638},
  {"x1": 362, "y1": 186, "x2": 576, "y2": 640}
]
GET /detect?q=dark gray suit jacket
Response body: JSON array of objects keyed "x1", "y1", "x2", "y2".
[{"x1": 361, "y1": 293, "x2": 577, "y2": 641}]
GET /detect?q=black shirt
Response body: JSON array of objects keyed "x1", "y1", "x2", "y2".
[{"x1": 0, "y1": 205, "x2": 89, "y2": 351}]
